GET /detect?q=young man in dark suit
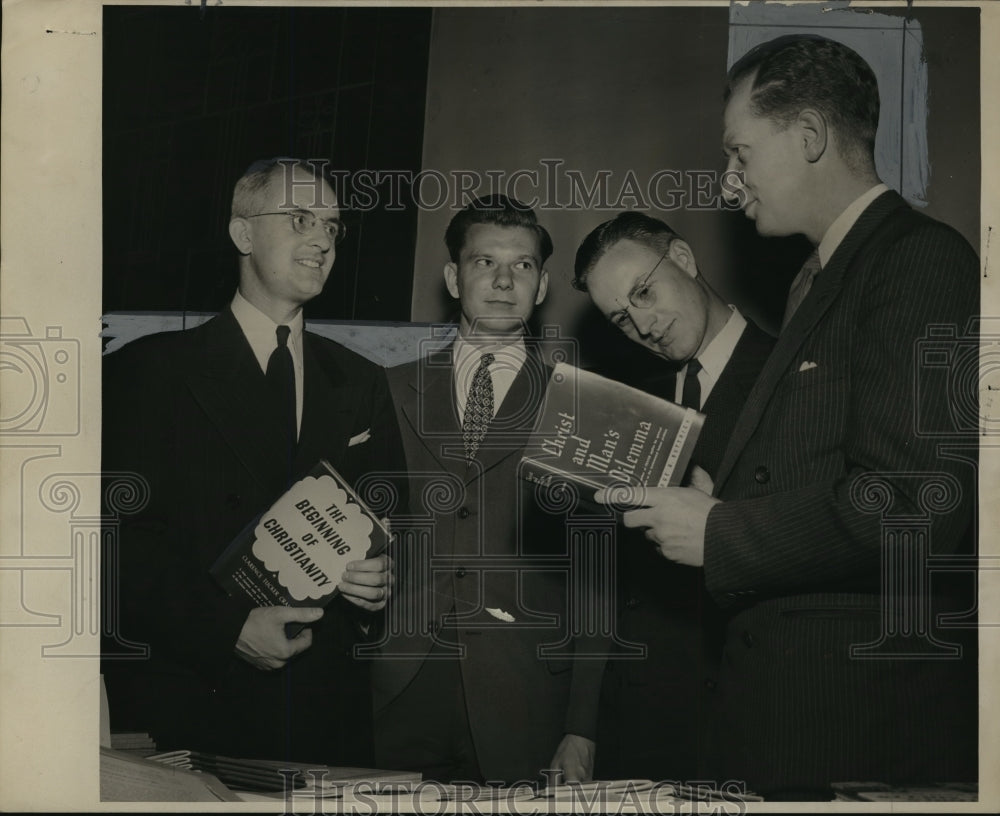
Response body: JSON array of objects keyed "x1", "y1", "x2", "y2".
[
  {"x1": 572, "y1": 212, "x2": 773, "y2": 780},
  {"x1": 372, "y1": 195, "x2": 604, "y2": 784},
  {"x1": 102, "y1": 159, "x2": 401, "y2": 766},
  {"x1": 596, "y1": 36, "x2": 979, "y2": 797}
]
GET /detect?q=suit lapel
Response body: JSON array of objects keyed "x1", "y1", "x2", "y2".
[
  {"x1": 474, "y1": 347, "x2": 549, "y2": 478},
  {"x1": 397, "y1": 343, "x2": 548, "y2": 479},
  {"x1": 295, "y1": 332, "x2": 360, "y2": 473},
  {"x1": 398, "y1": 347, "x2": 467, "y2": 474},
  {"x1": 713, "y1": 191, "x2": 909, "y2": 492},
  {"x1": 702, "y1": 323, "x2": 770, "y2": 419},
  {"x1": 184, "y1": 309, "x2": 288, "y2": 493}
]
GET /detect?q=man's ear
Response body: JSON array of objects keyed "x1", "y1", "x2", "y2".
[
  {"x1": 535, "y1": 268, "x2": 550, "y2": 306},
  {"x1": 798, "y1": 108, "x2": 828, "y2": 163},
  {"x1": 669, "y1": 239, "x2": 699, "y2": 279},
  {"x1": 443, "y1": 262, "x2": 460, "y2": 300},
  {"x1": 228, "y1": 218, "x2": 253, "y2": 255}
]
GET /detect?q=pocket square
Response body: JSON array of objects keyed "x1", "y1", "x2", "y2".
[
  {"x1": 798, "y1": 361, "x2": 819, "y2": 372},
  {"x1": 348, "y1": 429, "x2": 372, "y2": 446},
  {"x1": 486, "y1": 607, "x2": 515, "y2": 622}
]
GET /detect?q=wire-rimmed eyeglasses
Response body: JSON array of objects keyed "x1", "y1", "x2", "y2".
[
  {"x1": 245, "y1": 209, "x2": 347, "y2": 244},
  {"x1": 608, "y1": 240, "x2": 674, "y2": 329}
]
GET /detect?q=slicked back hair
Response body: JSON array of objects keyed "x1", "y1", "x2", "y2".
[
  {"x1": 444, "y1": 194, "x2": 553, "y2": 265},
  {"x1": 572, "y1": 211, "x2": 681, "y2": 292},
  {"x1": 725, "y1": 34, "x2": 880, "y2": 170}
]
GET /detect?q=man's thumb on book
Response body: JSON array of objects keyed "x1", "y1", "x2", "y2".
[{"x1": 280, "y1": 606, "x2": 324, "y2": 622}]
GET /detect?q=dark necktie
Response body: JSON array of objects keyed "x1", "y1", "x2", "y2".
[
  {"x1": 782, "y1": 249, "x2": 823, "y2": 330},
  {"x1": 266, "y1": 325, "x2": 296, "y2": 447},
  {"x1": 681, "y1": 358, "x2": 702, "y2": 410},
  {"x1": 462, "y1": 352, "x2": 495, "y2": 463}
]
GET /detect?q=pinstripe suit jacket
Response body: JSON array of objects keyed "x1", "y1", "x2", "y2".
[{"x1": 703, "y1": 191, "x2": 979, "y2": 794}]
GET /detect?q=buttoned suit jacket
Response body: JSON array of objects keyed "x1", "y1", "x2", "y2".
[
  {"x1": 597, "y1": 320, "x2": 774, "y2": 780},
  {"x1": 373, "y1": 343, "x2": 606, "y2": 782},
  {"x1": 101, "y1": 308, "x2": 403, "y2": 765},
  {"x1": 703, "y1": 191, "x2": 979, "y2": 793}
]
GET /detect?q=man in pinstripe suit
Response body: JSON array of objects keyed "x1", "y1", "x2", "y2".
[{"x1": 596, "y1": 35, "x2": 979, "y2": 797}]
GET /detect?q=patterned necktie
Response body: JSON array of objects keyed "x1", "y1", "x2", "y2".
[
  {"x1": 266, "y1": 324, "x2": 296, "y2": 446},
  {"x1": 681, "y1": 358, "x2": 702, "y2": 410},
  {"x1": 462, "y1": 352, "x2": 495, "y2": 463},
  {"x1": 782, "y1": 249, "x2": 823, "y2": 330}
]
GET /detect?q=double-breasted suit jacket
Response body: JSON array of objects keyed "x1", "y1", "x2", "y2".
[
  {"x1": 102, "y1": 308, "x2": 403, "y2": 765},
  {"x1": 373, "y1": 343, "x2": 605, "y2": 782},
  {"x1": 703, "y1": 190, "x2": 979, "y2": 793}
]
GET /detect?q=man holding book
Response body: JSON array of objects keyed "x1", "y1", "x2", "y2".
[
  {"x1": 102, "y1": 158, "x2": 402, "y2": 766},
  {"x1": 572, "y1": 212, "x2": 773, "y2": 780},
  {"x1": 372, "y1": 195, "x2": 605, "y2": 784},
  {"x1": 595, "y1": 35, "x2": 979, "y2": 797}
]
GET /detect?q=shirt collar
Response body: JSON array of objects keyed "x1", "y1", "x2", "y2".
[
  {"x1": 452, "y1": 334, "x2": 528, "y2": 423},
  {"x1": 694, "y1": 306, "x2": 746, "y2": 384},
  {"x1": 817, "y1": 183, "x2": 889, "y2": 268},
  {"x1": 453, "y1": 334, "x2": 527, "y2": 378},
  {"x1": 230, "y1": 290, "x2": 304, "y2": 372}
]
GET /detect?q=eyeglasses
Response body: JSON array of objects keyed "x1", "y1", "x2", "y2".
[
  {"x1": 609, "y1": 241, "x2": 674, "y2": 329},
  {"x1": 245, "y1": 209, "x2": 347, "y2": 244}
]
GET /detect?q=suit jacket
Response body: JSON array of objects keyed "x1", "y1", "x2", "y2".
[
  {"x1": 597, "y1": 321, "x2": 774, "y2": 780},
  {"x1": 373, "y1": 343, "x2": 606, "y2": 782},
  {"x1": 101, "y1": 308, "x2": 403, "y2": 765},
  {"x1": 704, "y1": 191, "x2": 979, "y2": 794}
]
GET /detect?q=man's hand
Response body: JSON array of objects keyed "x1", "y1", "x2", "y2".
[
  {"x1": 594, "y1": 484, "x2": 721, "y2": 568},
  {"x1": 548, "y1": 734, "x2": 596, "y2": 783},
  {"x1": 235, "y1": 606, "x2": 323, "y2": 670},
  {"x1": 686, "y1": 464, "x2": 714, "y2": 494},
  {"x1": 339, "y1": 554, "x2": 393, "y2": 612}
]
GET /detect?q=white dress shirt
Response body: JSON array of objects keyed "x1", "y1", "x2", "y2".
[
  {"x1": 818, "y1": 183, "x2": 889, "y2": 267},
  {"x1": 453, "y1": 336, "x2": 527, "y2": 425},
  {"x1": 231, "y1": 290, "x2": 304, "y2": 437},
  {"x1": 674, "y1": 307, "x2": 747, "y2": 409}
]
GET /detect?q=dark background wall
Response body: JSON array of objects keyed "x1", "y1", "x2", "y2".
[
  {"x1": 102, "y1": 4, "x2": 431, "y2": 322},
  {"x1": 103, "y1": 4, "x2": 979, "y2": 380},
  {"x1": 414, "y1": 6, "x2": 754, "y2": 382},
  {"x1": 413, "y1": 4, "x2": 979, "y2": 379}
]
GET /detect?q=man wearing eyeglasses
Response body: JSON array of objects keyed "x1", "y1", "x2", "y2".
[
  {"x1": 593, "y1": 36, "x2": 978, "y2": 797},
  {"x1": 102, "y1": 158, "x2": 402, "y2": 766},
  {"x1": 572, "y1": 211, "x2": 773, "y2": 781},
  {"x1": 574, "y1": 212, "x2": 773, "y2": 475}
]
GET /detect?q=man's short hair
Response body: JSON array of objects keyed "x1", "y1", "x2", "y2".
[
  {"x1": 231, "y1": 157, "x2": 332, "y2": 219},
  {"x1": 725, "y1": 34, "x2": 880, "y2": 166},
  {"x1": 572, "y1": 211, "x2": 681, "y2": 292},
  {"x1": 444, "y1": 194, "x2": 553, "y2": 264}
]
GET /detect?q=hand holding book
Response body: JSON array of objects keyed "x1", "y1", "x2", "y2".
[
  {"x1": 687, "y1": 463, "x2": 714, "y2": 494},
  {"x1": 235, "y1": 606, "x2": 323, "y2": 670},
  {"x1": 211, "y1": 460, "x2": 392, "y2": 656},
  {"x1": 593, "y1": 479, "x2": 720, "y2": 568},
  {"x1": 338, "y1": 553, "x2": 394, "y2": 612}
]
